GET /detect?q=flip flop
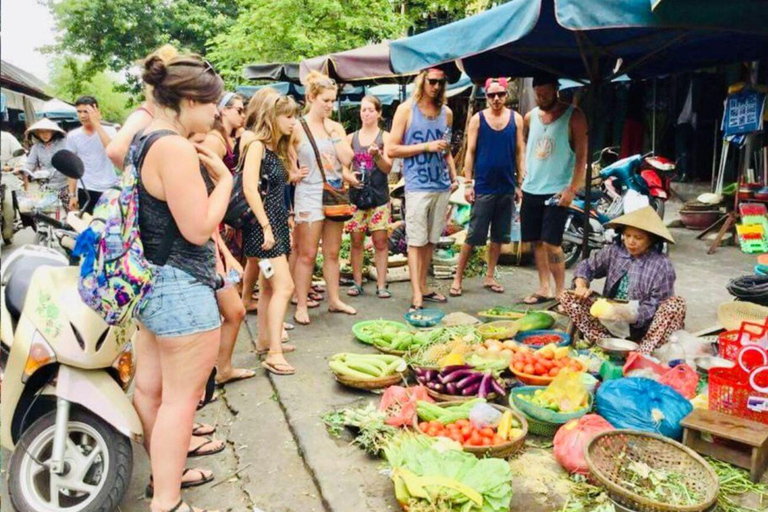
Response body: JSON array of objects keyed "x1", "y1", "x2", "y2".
[
  {"x1": 215, "y1": 368, "x2": 256, "y2": 387},
  {"x1": 308, "y1": 292, "x2": 324, "y2": 302},
  {"x1": 257, "y1": 344, "x2": 296, "y2": 356},
  {"x1": 283, "y1": 322, "x2": 295, "y2": 331},
  {"x1": 449, "y1": 287, "x2": 463, "y2": 297},
  {"x1": 261, "y1": 360, "x2": 296, "y2": 375},
  {"x1": 166, "y1": 499, "x2": 209, "y2": 512},
  {"x1": 192, "y1": 423, "x2": 216, "y2": 437},
  {"x1": 312, "y1": 284, "x2": 326, "y2": 294},
  {"x1": 347, "y1": 284, "x2": 363, "y2": 297},
  {"x1": 146, "y1": 468, "x2": 214, "y2": 498},
  {"x1": 423, "y1": 291, "x2": 448, "y2": 303},
  {"x1": 187, "y1": 436, "x2": 225, "y2": 458},
  {"x1": 409, "y1": 304, "x2": 423, "y2": 313},
  {"x1": 329, "y1": 305, "x2": 357, "y2": 315},
  {"x1": 484, "y1": 283, "x2": 505, "y2": 294},
  {"x1": 522, "y1": 293, "x2": 554, "y2": 305}
]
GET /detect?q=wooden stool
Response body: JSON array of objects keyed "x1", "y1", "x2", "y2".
[{"x1": 681, "y1": 409, "x2": 768, "y2": 482}]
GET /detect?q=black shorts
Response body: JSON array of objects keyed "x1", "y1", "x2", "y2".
[
  {"x1": 78, "y1": 189, "x2": 103, "y2": 215},
  {"x1": 520, "y1": 191, "x2": 569, "y2": 246},
  {"x1": 466, "y1": 193, "x2": 514, "y2": 246}
]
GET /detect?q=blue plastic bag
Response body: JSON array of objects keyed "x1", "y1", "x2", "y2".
[{"x1": 596, "y1": 377, "x2": 693, "y2": 440}]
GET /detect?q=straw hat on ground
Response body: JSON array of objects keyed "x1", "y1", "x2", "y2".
[
  {"x1": 607, "y1": 205, "x2": 675, "y2": 244},
  {"x1": 25, "y1": 118, "x2": 66, "y2": 139}
]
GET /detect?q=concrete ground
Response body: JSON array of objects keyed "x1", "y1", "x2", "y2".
[{"x1": 1, "y1": 187, "x2": 762, "y2": 512}]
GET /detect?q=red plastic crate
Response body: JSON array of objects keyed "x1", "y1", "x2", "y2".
[
  {"x1": 709, "y1": 366, "x2": 768, "y2": 424},
  {"x1": 718, "y1": 320, "x2": 768, "y2": 361}
]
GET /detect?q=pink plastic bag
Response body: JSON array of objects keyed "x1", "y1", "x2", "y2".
[
  {"x1": 379, "y1": 385, "x2": 433, "y2": 427},
  {"x1": 660, "y1": 364, "x2": 699, "y2": 399},
  {"x1": 553, "y1": 414, "x2": 614, "y2": 475}
]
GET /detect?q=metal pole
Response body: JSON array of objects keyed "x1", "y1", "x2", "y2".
[
  {"x1": 652, "y1": 78, "x2": 657, "y2": 155},
  {"x1": 581, "y1": 80, "x2": 601, "y2": 260}
]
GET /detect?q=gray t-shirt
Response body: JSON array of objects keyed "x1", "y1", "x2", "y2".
[{"x1": 66, "y1": 126, "x2": 118, "y2": 192}]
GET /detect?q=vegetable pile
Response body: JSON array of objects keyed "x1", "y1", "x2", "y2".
[
  {"x1": 384, "y1": 434, "x2": 513, "y2": 512},
  {"x1": 406, "y1": 326, "x2": 483, "y2": 367},
  {"x1": 516, "y1": 387, "x2": 589, "y2": 414},
  {"x1": 329, "y1": 353, "x2": 407, "y2": 380},
  {"x1": 322, "y1": 403, "x2": 399, "y2": 455},
  {"x1": 417, "y1": 401, "x2": 524, "y2": 448},
  {"x1": 519, "y1": 332, "x2": 566, "y2": 347},
  {"x1": 510, "y1": 344, "x2": 582, "y2": 378},
  {"x1": 707, "y1": 457, "x2": 768, "y2": 512},
  {"x1": 413, "y1": 365, "x2": 505, "y2": 398},
  {"x1": 614, "y1": 451, "x2": 701, "y2": 506},
  {"x1": 477, "y1": 306, "x2": 524, "y2": 319}
]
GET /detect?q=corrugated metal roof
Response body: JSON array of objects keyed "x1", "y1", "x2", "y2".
[{"x1": 0, "y1": 60, "x2": 50, "y2": 99}]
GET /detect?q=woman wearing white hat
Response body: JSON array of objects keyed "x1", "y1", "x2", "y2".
[
  {"x1": 559, "y1": 206, "x2": 686, "y2": 354},
  {"x1": 24, "y1": 118, "x2": 68, "y2": 202}
]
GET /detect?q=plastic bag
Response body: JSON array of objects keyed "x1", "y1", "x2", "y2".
[
  {"x1": 596, "y1": 377, "x2": 693, "y2": 440},
  {"x1": 659, "y1": 364, "x2": 699, "y2": 399},
  {"x1": 623, "y1": 352, "x2": 667, "y2": 380},
  {"x1": 591, "y1": 299, "x2": 639, "y2": 339},
  {"x1": 379, "y1": 385, "x2": 433, "y2": 427},
  {"x1": 540, "y1": 369, "x2": 590, "y2": 413},
  {"x1": 470, "y1": 403, "x2": 503, "y2": 428},
  {"x1": 654, "y1": 330, "x2": 715, "y2": 365},
  {"x1": 553, "y1": 414, "x2": 615, "y2": 475}
]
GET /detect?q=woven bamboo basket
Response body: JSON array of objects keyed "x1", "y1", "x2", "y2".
[
  {"x1": 373, "y1": 344, "x2": 407, "y2": 356},
  {"x1": 585, "y1": 430, "x2": 719, "y2": 512},
  {"x1": 334, "y1": 372, "x2": 407, "y2": 391},
  {"x1": 414, "y1": 402, "x2": 527, "y2": 458},
  {"x1": 718, "y1": 301, "x2": 768, "y2": 331}
]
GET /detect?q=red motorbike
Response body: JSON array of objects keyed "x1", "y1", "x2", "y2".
[{"x1": 638, "y1": 155, "x2": 676, "y2": 220}]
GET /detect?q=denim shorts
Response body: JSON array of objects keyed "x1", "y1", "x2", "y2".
[{"x1": 137, "y1": 265, "x2": 221, "y2": 338}]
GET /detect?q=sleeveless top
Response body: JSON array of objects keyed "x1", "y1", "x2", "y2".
[
  {"x1": 403, "y1": 104, "x2": 451, "y2": 193},
  {"x1": 222, "y1": 136, "x2": 237, "y2": 173},
  {"x1": 475, "y1": 111, "x2": 517, "y2": 195},
  {"x1": 350, "y1": 129, "x2": 389, "y2": 207},
  {"x1": 137, "y1": 131, "x2": 217, "y2": 288},
  {"x1": 522, "y1": 105, "x2": 576, "y2": 195},
  {"x1": 297, "y1": 120, "x2": 343, "y2": 190}
]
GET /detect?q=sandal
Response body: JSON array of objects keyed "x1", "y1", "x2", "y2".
[
  {"x1": 283, "y1": 322, "x2": 295, "y2": 331},
  {"x1": 187, "y1": 436, "x2": 226, "y2": 458},
  {"x1": 347, "y1": 284, "x2": 363, "y2": 297},
  {"x1": 312, "y1": 284, "x2": 326, "y2": 294},
  {"x1": 522, "y1": 293, "x2": 554, "y2": 305},
  {"x1": 308, "y1": 291, "x2": 324, "y2": 302},
  {"x1": 192, "y1": 423, "x2": 216, "y2": 437},
  {"x1": 376, "y1": 287, "x2": 391, "y2": 299},
  {"x1": 197, "y1": 368, "x2": 217, "y2": 410},
  {"x1": 261, "y1": 355, "x2": 296, "y2": 375},
  {"x1": 449, "y1": 286, "x2": 462, "y2": 297},
  {"x1": 483, "y1": 283, "x2": 505, "y2": 294},
  {"x1": 164, "y1": 499, "x2": 213, "y2": 512},
  {"x1": 243, "y1": 302, "x2": 258, "y2": 314},
  {"x1": 145, "y1": 468, "x2": 214, "y2": 498},
  {"x1": 423, "y1": 291, "x2": 448, "y2": 303},
  {"x1": 408, "y1": 304, "x2": 423, "y2": 313},
  {"x1": 257, "y1": 344, "x2": 295, "y2": 356}
]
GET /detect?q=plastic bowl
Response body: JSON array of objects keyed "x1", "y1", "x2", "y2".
[
  {"x1": 404, "y1": 308, "x2": 445, "y2": 328},
  {"x1": 510, "y1": 359, "x2": 585, "y2": 386},
  {"x1": 515, "y1": 330, "x2": 571, "y2": 347},
  {"x1": 510, "y1": 386, "x2": 593, "y2": 424}
]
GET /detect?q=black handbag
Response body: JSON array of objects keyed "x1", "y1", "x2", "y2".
[
  {"x1": 350, "y1": 165, "x2": 377, "y2": 211},
  {"x1": 223, "y1": 140, "x2": 264, "y2": 229}
]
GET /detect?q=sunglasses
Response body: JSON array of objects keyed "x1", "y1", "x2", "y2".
[
  {"x1": 487, "y1": 91, "x2": 507, "y2": 100},
  {"x1": 426, "y1": 77, "x2": 447, "y2": 87},
  {"x1": 228, "y1": 106, "x2": 245, "y2": 115}
]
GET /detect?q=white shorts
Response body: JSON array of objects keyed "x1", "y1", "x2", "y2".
[
  {"x1": 405, "y1": 190, "x2": 451, "y2": 247},
  {"x1": 294, "y1": 181, "x2": 324, "y2": 224}
]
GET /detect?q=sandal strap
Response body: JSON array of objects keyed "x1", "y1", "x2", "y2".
[{"x1": 167, "y1": 499, "x2": 187, "y2": 512}]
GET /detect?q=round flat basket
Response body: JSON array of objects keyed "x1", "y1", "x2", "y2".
[
  {"x1": 718, "y1": 301, "x2": 768, "y2": 331},
  {"x1": 425, "y1": 388, "x2": 499, "y2": 402},
  {"x1": 510, "y1": 386, "x2": 592, "y2": 424},
  {"x1": 516, "y1": 329, "x2": 572, "y2": 348},
  {"x1": 478, "y1": 321, "x2": 520, "y2": 340},
  {"x1": 477, "y1": 311, "x2": 526, "y2": 322},
  {"x1": 352, "y1": 320, "x2": 411, "y2": 345},
  {"x1": 511, "y1": 359, "x2": 585, "y2": 386},
  {"x1": 585, "y1": 430, "x2": 719, "y2": 512},
  {"x1": 373, "y1": 344, "x2": 407, "y2": 356},
  {"x1": 414, "y1": 402, "x2": 527, "y2": 458},
  {"x1": 334, "y1": 372, "x2": 406, "y2": 391}
]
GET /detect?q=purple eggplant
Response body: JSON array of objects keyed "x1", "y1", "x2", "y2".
[
  {"x1": 426, "y1": 381, "x2": 439, "y2": 390},
  {"x1": 478, "y1": 373, "x2": 492, "y2": 399},
  {"x1": 425, "y1": 370, "x2": 438, "y2": 382},
  {"x1": 446, "y1": 383, "x2": 458, "y2": 395},
  {"x1": 441, "y1": 365, "x2": 472, "y2": 374},
  {"x1": 456, "y1": 372, "x2": 483, "y2": 390},
  {"x1": 462, "y1": 381, "x2": 481, "y2": 396},
  {"x1": 490, "y1": 377, "x2": 506, "y2": 397},
  {"x1": 443, "y1": 369, "x2": 479, "y2": 384},
  {"x1": 433, "y1": 382, "x2": 445, "y2": 392},
  {"x1": 413, "y1": 367, "x2": 427, "y2": 377}
]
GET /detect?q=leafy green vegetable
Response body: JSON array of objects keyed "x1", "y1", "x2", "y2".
[
  {"x1": 322, "y1": 404, "x2": 399, "y2": 455},
  {"x1": 707, "y1": 457, "x2": 768, "y2": 512}
]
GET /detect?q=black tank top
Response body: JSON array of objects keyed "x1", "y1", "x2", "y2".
[{"x1": 136, "y1": 130, "x2": 217, "y2": 288}]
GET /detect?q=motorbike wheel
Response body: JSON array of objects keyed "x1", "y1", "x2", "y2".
[
  {"x1": 562, "y1": 214, "x2": 583, "y2": 269},
  {"x1": 650, "y1": 196, "x2": 665, "y2": 221},
  {"x1": 8, "y1": 407, "x2": 133, "y2": 512}
]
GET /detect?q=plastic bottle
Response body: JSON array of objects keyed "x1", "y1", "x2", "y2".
[
  {"x1": 442, "y1": 128, "x2": 452, "y2": 155},
  {"x1": 510, "y1": 207, "x2": 521, "y2": 242},
  {"x1": 103, "y1": 225, "x2": 124, "y2": 259}
]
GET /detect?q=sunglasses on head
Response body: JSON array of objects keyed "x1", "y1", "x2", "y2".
[
  {"x1": 426, "y1": 77, "x2": 447, "y2": 86},
  {"x1": 487, "y1": 91, "x2": 507, "y2": 100}
]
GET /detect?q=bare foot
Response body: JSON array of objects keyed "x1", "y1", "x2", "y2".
[
  {"x1": 328, "y1": 301, "x2": 356, "y2": 315},
  {"x1": 293, "y1": 308, "x2": 310, "y2": 325}
]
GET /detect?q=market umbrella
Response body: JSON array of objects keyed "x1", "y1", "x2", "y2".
[
  {"x1": 243, "y1": 63, "x2": 301, "y2": 84},
  {"x1": 299, "y1": 42, "x2": 415, "y2": 86},
  {"x1": 390, "y1": 0, "x2": 768, "y2": 256}
]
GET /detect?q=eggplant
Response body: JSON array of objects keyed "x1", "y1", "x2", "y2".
[
  {"x1": 462, "y1": 381, "x2": 481, "y2": 396},
  {"x1": 441, "y1": 365, "x2": 472, "y2": 374},
  {"x1": 426, "y1": 381, "x2": 439, "y2": 390},
  {"x1": 478, "y1": 373, "x2": 492, "y2": 399},
  {"x1": 432, "y1": 382, "x2": 445, "y2": 392},
  {"x1": 442, "y1": 369, "x2": 478, "y2": 384},
  {"x1": 446, "y1": 383, "x2": 458, "y2": 395},
  {"x1": 456, "y1": 372, "x2": 484, "y2": 390},
  {"x1": 490, "y1": 377, "x2": 506, "y2": 397},
  {"x1": 413, "y1": 367, "x2": 426, "y2": 377},
  {"x1": 425, "y1": 370, "x2": 438, "y2": 382}
]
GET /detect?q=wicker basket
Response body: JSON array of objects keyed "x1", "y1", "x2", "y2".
[
  {"x1": 425, "y1": 388, "x2": 499, "y2": 402},
  {"x1": 334, "y1": 372, "x2": 407, "y2": 391},
  {"x1": 510, "y1": 359, "x2": 585, "y2": 386},
  {"x1": 510, "y1": 386, "x2": 593, "y2": 424},
  {"x1": 477, "y1": 321, "x2": 520, "y2": 340},
  {"x1": 373, "y1": 344, "x2": 407, "y2": 356},
  {"x1": 414, "y1": 402, "x2": 527, "y2": 458},
  {"x1": 585, "y1": 430, "x2": 719, "y2": 512},
  {"x1": 718, "y1": 301, "x2": 768, "y2": 331}
]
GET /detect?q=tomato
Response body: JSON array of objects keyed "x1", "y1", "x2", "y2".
[
  {"x1": 419, "y1": 422, "x2": 429, "y2": 431},
  {"x1": 480, "y1": 436, "x2": 492, "y2": 446},
  {"x1": 461, "y1": 426, "x2": 473, "y2": 438},
  {"x1": 549, "y1": 367, "x2": 560, "y2": 377},
  {"x1": 541, "y1": 351, "x2": 555, "y2": 360},
  {"x1": 469, "y1": 431, "x2": 483, "y2": 446},
  {"x1": 429, "y1": 421, "x2": 441, "y2": 429},
  {"x1": 524, "y1": 364, "x2": 535, "y2": 375},
  {"x1": 455, "y1": 419, "x2": 469, "y2": 428},
  {"x1": 480, "y1": 427, "x2": 495, "y2": 438},
  {"x1": 534, "y1": 363, "x2": 547, "y2": 375},
  {"x1": 513, "y1": 361, "x2": 525, "y2": 372},
  {"x1": 449, "y1": 432, "x2": 463, "y2": 443},
  {"x1": 492, "y1": 434, "x2": 504, "y2": 445}
]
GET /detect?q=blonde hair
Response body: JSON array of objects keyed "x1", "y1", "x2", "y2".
[
  {"x1": 304, "y1": 70, "x2": 337, "y2": 102},
  {"x1": 251, "y1": 94, "x2": 297, "y2": 167},
  {"x1": 142, "y1": 45, "x2": 179, "y2": 100},
  {"x1": 412, "y1": 70, "x2": 447, "y2": 108},
  {"x1": 245, "y1": 87, "x2": 280, "y2": 130}
]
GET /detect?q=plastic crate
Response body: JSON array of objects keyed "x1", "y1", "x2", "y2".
[
  {"x1": 718, "y1": 320, "x2": 768, "y2": 361},
  {"x1": 709, "y1": 367, "x2": 768, "y2": 424}
]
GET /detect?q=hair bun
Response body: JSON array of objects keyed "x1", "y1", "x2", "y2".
[{"x1": 143, "y1": 56, "x2": 168, "y2": 87}]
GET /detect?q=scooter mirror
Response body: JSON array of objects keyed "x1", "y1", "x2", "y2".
[
  {"x1": 51, "y1": 149, "x2": 85, "y2": 179},
  {"x1": 11, "y1": 148, "x2": 26, "y2": 158}
]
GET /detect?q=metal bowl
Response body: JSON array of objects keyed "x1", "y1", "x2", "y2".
[
  {"x1": 596, "y1": 338, "x2": 640, "y2": 360},
  {"x1": 693, "y1": 355, "x2": 735, "y2": 372}
]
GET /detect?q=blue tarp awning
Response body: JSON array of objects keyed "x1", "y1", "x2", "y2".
[{"x1": 390, "y1": 0, "x2": 768, "y2": 80}]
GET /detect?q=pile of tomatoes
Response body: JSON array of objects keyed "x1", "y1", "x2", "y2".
[
  {"x1": 510, "y1": 351, "x2": 582, "y2": 377},
  {"x1": 418, "y1": 419, "x2": 506, "y2": 447},
  {"x1": 522, "y1": 333, "x2": 564, "y2": 347}
]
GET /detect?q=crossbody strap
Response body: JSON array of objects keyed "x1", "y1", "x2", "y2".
[{"x1": 300, "y1": 118, "x2": 327, "y2": 184}]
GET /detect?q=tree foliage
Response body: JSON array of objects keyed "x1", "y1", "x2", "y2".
[{"x1": 48, "y1": 57, "x2": 131, "y2": 123}]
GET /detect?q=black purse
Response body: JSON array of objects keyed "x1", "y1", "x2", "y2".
[
  {"x1": 350, "y1": 164, "x2": 377, "y2": 211},
  {"x1": 223, "y1": 140, "x2": 264, "y2": 229}
]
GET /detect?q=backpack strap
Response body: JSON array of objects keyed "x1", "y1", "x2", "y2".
[
  {"x1": 134, "y1": 129, "x2": 181, "y2": 266},
  {"x1": 300, "y1": 118, "x2": 328, "y2": 184}
]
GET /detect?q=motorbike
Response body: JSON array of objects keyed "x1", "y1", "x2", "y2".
[
  {"x1": 1, "y1": 148, "x2": 27, "y2": 245},
  {"x1": 1, "y1": 150, "x2": 140, "y2": 512}
]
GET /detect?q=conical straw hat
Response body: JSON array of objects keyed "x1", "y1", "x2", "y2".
[
  {"x1": 25, "y1": 118, "x2": 66, "y2": 137},
  {"x1": 607, "y1": 205, "x2": 675, "y2": 244}
]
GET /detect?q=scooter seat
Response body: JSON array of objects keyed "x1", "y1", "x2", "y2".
[
  {"x1": 5, "y1": 256, "x2": 66, "y2": 321},
  {"x1": 576, "y1": 189, "x2": 604, "y2": 202}
]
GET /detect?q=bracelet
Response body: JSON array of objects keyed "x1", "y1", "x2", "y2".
[
  {"x1": 261, "y1": 223, "x2": 271, "y2": 229},
  {"x1": 424, "y1": 142, "x2": 430, "y2": 152}
]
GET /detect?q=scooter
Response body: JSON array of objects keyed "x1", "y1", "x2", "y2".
[
  {"x1": 1, "y1": 151, "x2": 140, "y2": 512},
  {"x1": 1, "y1": 148, "x2": 27, "y2": 245},
  {"x1": 637, "y1": 155, "x2": 676, "y2": 220}
]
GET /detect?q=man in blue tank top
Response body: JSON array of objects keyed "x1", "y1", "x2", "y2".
[
  {"x1": 520, "y1": 73, "x2": 588, "y2": 305},
  {"x1": 388, "y1": 67, "x2": 458, "y2": 310},
  {"x1": 450, "y1": 78, "x2": 525, "y2": 297}
]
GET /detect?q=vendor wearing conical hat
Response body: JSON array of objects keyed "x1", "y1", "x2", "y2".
[
  {"x1": 23, "y1": 118, "x2": 69, "y2": 197},
  {"x1": 559, "y1": 206, "x2": 686, "y2": 354}
]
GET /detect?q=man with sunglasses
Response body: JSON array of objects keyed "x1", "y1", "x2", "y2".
[
  {"x1": 388, "y1": 67, "x2": 458, "y2": 311},
  {"x1": 520, "y1": 73, "x2": 588, "y2": 306},
  {"x1": 450, "y1": 78, "x2": 525, "y2": 297}
]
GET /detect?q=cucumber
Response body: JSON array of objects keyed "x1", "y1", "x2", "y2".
[
  {"x1": 329, "y1": 360, "x2": 375, "y2": 380},
  {"x1": 346, "y1": 361, "x2": 384, "y2": 377},
  {"x1": 516, "y1": 311, "x2": 555, "y2": 332}
]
